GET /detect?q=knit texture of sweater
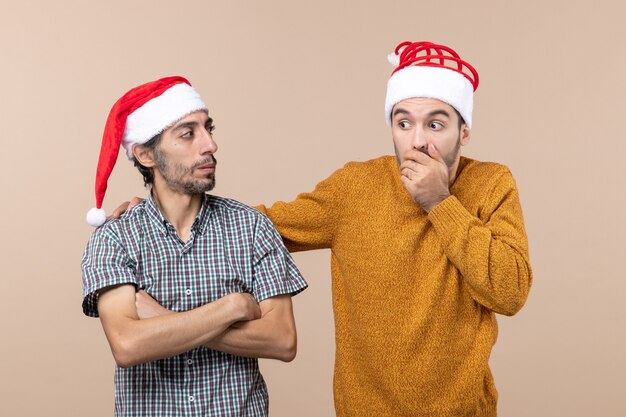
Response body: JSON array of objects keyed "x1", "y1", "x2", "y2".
[{"x1": 257, "y1": 155, "x2": 532, "y2": 416}]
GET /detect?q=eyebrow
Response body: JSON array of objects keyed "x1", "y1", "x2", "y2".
[
  {"x1": 392, "y1": 108, "x2": 452, "y2": 119},
  {"x1": 392, "y1": 108, "x2": 411, "y2": 118},
  {"x1": 427, "y1": 109, "x2": 451, "y2": 119},
  {"x1": 171, "y1": 121, "x2": 200, "y2": 133}
]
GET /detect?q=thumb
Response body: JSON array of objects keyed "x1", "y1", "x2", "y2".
[{"x1": 428, "y1": 143, "x2": 445, "y2": 163}]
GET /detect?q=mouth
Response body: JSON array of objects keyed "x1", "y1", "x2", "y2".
[
  {"x1": 194, "y1": 157, "x2": 217, "y2": 173},
  {"x1": 195, "y1": 165, "x2": 215, "y2": 173}
]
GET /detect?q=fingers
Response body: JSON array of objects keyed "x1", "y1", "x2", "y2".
[
  {"x1": 400, "y1": 166, "x2": 416, "y2": 182},
  {"x1": 135, "y1": 290, "x2": 153, "y2": 305},
  {"x1": 108, "y1": 196, "x2": 145, "y2": 219},
  {"x1": 400, "y1": 158, "x2": 425, "y2": 182},
  {"x1": 129, "y1": 196, "x2": 144, "y2": 210},
  {"x1": 225, "y1": 292, "x2": 261, "y2": 322},
  {"x1": 427, "y1": 143, "x2": 445, "y2": 164},
  {"x1": 403, "y1": 148, "x2": 432, "y2": 164},
  {"x1": 243, "y1": 293, "x2": 262, "y2": 320},
  {"x1": 403, "y1": 146, "x2": 445, "y2": 166},
  {"x1": 400, "y1": 174, "x2": 411, "y2": 188},
  {"x1": 110, "y1": 201, "x2": 130, "y2": 219},
  {"x1": 135, "y1": 290, "x2": 171, "y2": 319}
]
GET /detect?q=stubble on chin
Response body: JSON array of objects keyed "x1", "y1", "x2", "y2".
[
  {"x1": 181, "y1": 173, "x2": 215, "y2": 194},
  {"x1": 155, "y1": 150, "x2": 217, "y2": 194}
]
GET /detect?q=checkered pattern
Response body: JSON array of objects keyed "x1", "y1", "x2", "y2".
[{"x1": 81, "y1": 194, "x2": 307, "y2": 417}]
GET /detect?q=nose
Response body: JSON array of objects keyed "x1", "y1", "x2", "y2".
[
  {"x1": 411, "y1": 126, "x2": 428, "y2": 152},
  {"x1": 199, "y1": 127, "x2": 218, "y2": 155}
]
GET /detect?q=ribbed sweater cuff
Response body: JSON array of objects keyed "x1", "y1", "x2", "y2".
[{"x1": 427, "y1": 195, "x2": 473, "y2": 237}]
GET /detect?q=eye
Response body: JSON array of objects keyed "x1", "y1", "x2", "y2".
[
  {"x1": 180, "y1": 130, "x2": 193, "y2": 138},
  {"x1": 398, "y1": 120, "x2": 411, "y2": 129},
  {"x1": 429, "y1": 121, "x2": 444, "y2": 130},
  {"x1": 205, "y1": 123, "x2": 215, "y2": 134}
]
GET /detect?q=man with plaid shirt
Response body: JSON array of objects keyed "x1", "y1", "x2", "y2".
[{"x1": 81, "y1": 76, "x2": 307, "y2": 417}]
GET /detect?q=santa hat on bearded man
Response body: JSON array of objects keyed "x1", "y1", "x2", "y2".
[
  {"x1": 385, "y1": 41, "x2": 479, "y2": 127},
  {"x1": 86, "y1": 76, "x2": 207, "y2": 227}
]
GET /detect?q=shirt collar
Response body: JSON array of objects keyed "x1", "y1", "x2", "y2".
[
  {"x1": 144, "y1": 193, "x2": 212, "y2": 236},
  {"x1": 193, "y1": 195, "x2": 211, "y2": 235}
]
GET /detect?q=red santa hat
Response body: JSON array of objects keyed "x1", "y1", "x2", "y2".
[
  {"x1": 86, "y1": 76, "x2": 207, "y2": 227},
  {"x1": 385, "y1": 41, "x2": 479, "y2": 127}
]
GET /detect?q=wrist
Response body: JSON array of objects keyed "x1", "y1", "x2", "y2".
[{"x1": 424, "y1": 192, "x2": 450, "y2": 213}]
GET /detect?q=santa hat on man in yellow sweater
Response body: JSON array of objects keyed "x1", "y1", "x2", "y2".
[{"x1": 384, "y1": 41, "x2": 479, "y2": 127}]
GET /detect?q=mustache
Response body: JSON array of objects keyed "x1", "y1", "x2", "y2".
[{"x1": 191, "y1": 155, "x2": 217, "y2": 170}]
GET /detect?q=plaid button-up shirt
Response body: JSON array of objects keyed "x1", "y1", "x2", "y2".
[{"x1": 82, "y1": 194, "x2": 307, "y2": 417}]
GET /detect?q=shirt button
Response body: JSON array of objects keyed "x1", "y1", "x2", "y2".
[
  {"x1": 187, "y1": 359, "x2": 193, "y2": 365},
  {"x1": 185, "y1": 289, "x2": 192, "y2": 296},
  {"x1": 188, "y1": 395, "x2": 195, "y2": 402}
]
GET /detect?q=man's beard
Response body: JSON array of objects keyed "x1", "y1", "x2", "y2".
[
  {"x1": 443, "y1": 135, "x2": 461, "y2": 168},
  {"x1": 154, "y1": 148, "x2": 216, "y2": 195}
]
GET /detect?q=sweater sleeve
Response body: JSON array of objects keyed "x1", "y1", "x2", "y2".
[
  {"x1": 427, "y1": 168, "x2": 532, "y2": 316},
  {"x1": 255, "y1": 167, "x2": 347, "y2": 252}
]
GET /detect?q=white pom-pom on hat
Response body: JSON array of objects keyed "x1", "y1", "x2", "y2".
[
  {"x1": 387, "y1": 52, "x2": 400, "y2": 67},
  {"x1": 86, "y1": 207, "x2": 107, "y2": 227}
]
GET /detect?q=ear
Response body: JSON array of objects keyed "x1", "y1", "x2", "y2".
[
  {"x1": 460, "y1": 125, "x2": 471, "y2": 146},
  {"x1": 132, "y1": 144, "x2": 156, "y2": 168}
]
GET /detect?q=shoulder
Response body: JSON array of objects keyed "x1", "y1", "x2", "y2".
[
  {"x1": 88, "y1": 201, "x2": 148, "y2": 246},
  {"x1": 318, "y1": 155, "x2": 396, "y2": 188},
  {"x1": 206, "y1": 195, "x2": 264, "y2": 217},
  {"x1": 460, "y1": 156, "x2": 510, "y2": 174},
  {"x1": 340, "y1": 155, "x2": 396, "y2": 174},
  {"x1": 339, "y1": 155, "x2": 398, "y2": 190},
  {"x1": 457, "y1": 156, "x2": 515, "y2": 187},
  {"x1": 206, "y1": 194, "x2": 282, "y2": 238},
  {"x1": 454, "y1": 157, "x2": 520, "y2": 211},
  {"x1": 206, "y1": 194, "x2": 272, "y2": 226}
]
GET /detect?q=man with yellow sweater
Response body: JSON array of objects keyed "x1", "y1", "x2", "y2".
[{"x1": 255, "y1": 41, "x2": 532, "y2": 416}]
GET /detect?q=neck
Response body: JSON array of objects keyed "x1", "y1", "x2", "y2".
[
  {"x1": 151, "y1": 181, "x2": 203, "y2": 241},
  {"x1": 448, "y1": 155, "x2": 466, "y2": 184},
  {"x1": 448, "y1": 161, "x2": 460, "y2": 184}
]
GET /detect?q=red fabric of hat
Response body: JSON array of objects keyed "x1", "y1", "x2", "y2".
[{"x1": 86, "y1": 76, "x2": 206, "y2": 227}]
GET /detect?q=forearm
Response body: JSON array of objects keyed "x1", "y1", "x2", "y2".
[
  {"x1": 206, "y1": 318, "x2": 296, "y2": 361},
  {"x1": 99, "y1": 287, "x2": 248, "y2": 368},
  {"x1": 429, "y1": 195, "x2": 532, "y2": 315},
  {"x1": 117, "y1": 301, "x2": 235, "y2": 366},
  {"x1": 204, "y1": 295, "x2": 297, "y2": 362}
]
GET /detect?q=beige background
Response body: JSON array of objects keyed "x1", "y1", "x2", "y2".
[{"x1": 1, "y1": 0, "x2": 625, "y2": 416}]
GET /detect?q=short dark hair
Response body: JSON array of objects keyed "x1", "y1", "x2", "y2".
[
  {"x1": 453, "y1": 107, "x2": 466, "y2": 129},
  {"x1": 133, "y1": 133, "x2": 162, "y2": 187}
]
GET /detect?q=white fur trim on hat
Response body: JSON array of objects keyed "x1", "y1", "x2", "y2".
[
  {"x1": 385, "y1": 66, "x2": 474, "y2": 128},
  {"x1": 121, "y1": 83, "x2": 207, "y2": 159}
]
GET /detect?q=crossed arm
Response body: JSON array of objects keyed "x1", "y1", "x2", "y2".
[
  {"x1": 135, "y1": 290, "x2": 297, "y2": 361},
  {"x1": 98, "y1": 284, "x2": 297, "y2": 368}
]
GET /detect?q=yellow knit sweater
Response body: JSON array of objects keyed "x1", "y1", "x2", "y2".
[{"x1": 257, "y1": 155, "x2": 532, "y2": 416}]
